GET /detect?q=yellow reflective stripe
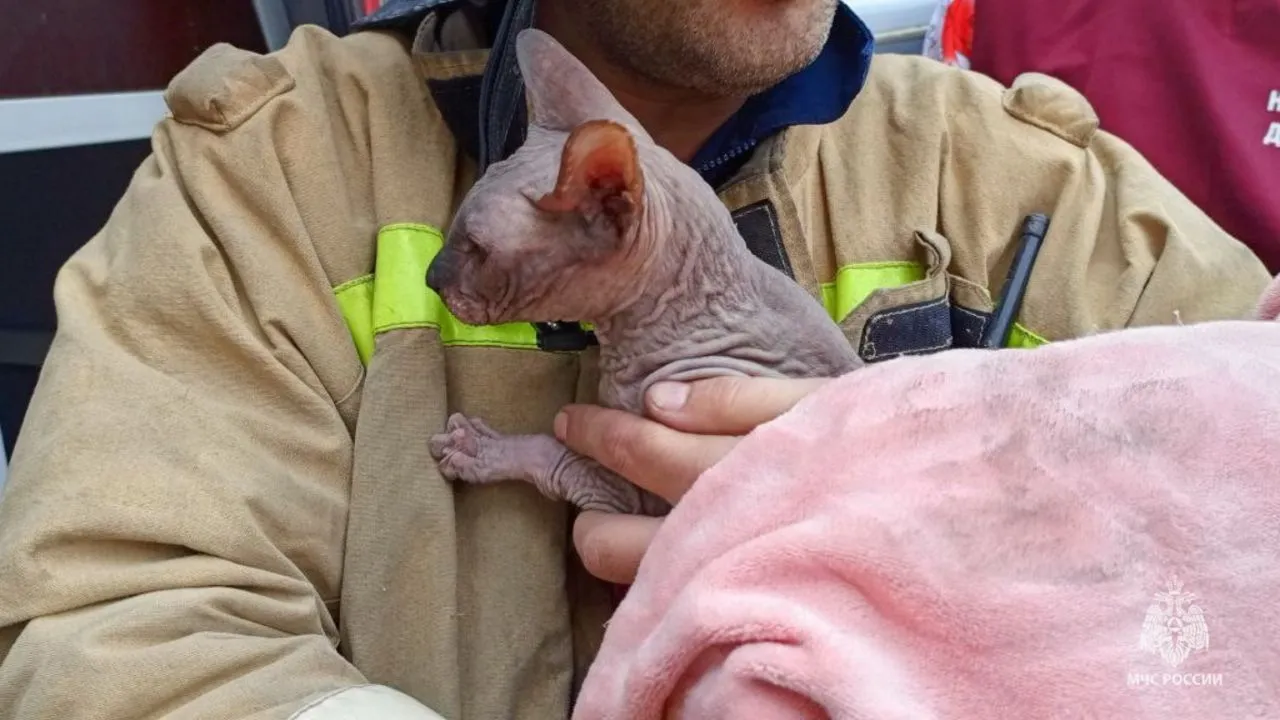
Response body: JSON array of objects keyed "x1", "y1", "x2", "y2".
[
  {"x1": 820, "y1": 261, "x2": 925, "y2": 322},
  {"x1": 371, "y1": 223, "x2": 442, "y2": 333},
  {"x1": 334, "y1": 274, "x2": 375, "y2": 365},
  {"x1": 1007, "y1": 324, "x2": 1048, "y2": 348},
  {"x1": 332, "y1": 223, "x2": 539, "y2": 364},
  {"x1": 333, "y1": 227, "x2": 1052, "y2": 366},
  {"x1": 817, "y1": 260, "x2": 1049, "y2": 348},
  {"x1": 373, "y1": 223, "x2": 539, "y2": 347}
]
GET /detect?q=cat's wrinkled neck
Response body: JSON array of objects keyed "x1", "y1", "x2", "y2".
[{"x1": 591, "y1": 181, "x2": 755, "y2": 351}]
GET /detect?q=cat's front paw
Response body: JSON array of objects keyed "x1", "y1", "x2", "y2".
[{"x1": 428, "y1": 413, "x2": 506, "y2": 484}]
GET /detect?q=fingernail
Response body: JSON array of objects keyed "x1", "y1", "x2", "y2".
[
  {"x1": 554, "y1": 410, "x2": 567, "y2": 441},
  {"x1": 648, "y1": 382, "x2": 689, "y2": 411}
]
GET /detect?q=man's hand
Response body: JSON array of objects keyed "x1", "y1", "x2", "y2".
[{"x1": 554, "y1": 376, "x2": 832, "y2": 583}]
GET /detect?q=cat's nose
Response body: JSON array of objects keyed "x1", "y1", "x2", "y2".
[{"x1": 426, "y1": 246, "x2": 458, "y2": 294}]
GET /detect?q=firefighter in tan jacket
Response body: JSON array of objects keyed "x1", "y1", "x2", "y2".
[{"x1": 0, "y1": 0, "x2": 1269, "y2": 718}]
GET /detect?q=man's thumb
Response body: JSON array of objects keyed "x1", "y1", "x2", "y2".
[{"x1": 643, "y1": 376, "x2": 831, "y2": 435}]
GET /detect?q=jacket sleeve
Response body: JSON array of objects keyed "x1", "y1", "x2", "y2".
[
  {"x1": 934, "y1": 69, "x2": 1273, "y2": 340},
  {"x1": 0, "y1": 32, "x2": 442, "y2": 720}
]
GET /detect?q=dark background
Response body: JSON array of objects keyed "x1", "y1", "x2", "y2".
[{"x1": 0, "y1": 1, "x2": 268, "y2": 457}]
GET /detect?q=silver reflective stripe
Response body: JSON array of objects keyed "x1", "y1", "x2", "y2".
[{"x1": 290, "y1": 685, "x2": 447, "y2": 720}]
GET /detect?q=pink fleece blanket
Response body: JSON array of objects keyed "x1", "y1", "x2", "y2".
[{"x1": 573, "y1": 278, "x2": 1280, "y2": 719}]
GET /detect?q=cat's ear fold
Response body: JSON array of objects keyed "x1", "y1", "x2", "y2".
[
  {"x1": 516, "y1": 29, "x2": 650, "y2": 139},
  {"x1": 534, "y1": 119, "x2": 644, "y2": 241}
]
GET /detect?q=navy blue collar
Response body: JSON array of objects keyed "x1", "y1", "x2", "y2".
[{"x1": 692, "y1": 4, "x2": 875, "y2": 187}]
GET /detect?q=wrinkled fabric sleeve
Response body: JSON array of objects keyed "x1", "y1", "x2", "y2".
[
  {"x1": 0, "y1": 39, "x2": 441, "y2": 720},
  {"x1": 931, "y1": 68, "x2": 1273, "y2": 338},
  {"x1": 1084, "y1": 127, "x2": 1273, "y2": 329}
]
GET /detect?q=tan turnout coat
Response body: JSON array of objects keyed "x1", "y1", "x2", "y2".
[{"x1": 0, "y1": 13, "x2": 1270, "y2": 720}]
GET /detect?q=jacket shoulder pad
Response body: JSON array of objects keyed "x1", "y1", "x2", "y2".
[
  {"x1": 164, "y1": 43, "x2": 296, "y2": 133},
  {"x1": 1000, "y1": 72, "x2": 1100, "y2": 148}
]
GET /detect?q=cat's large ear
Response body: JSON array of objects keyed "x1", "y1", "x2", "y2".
[
  {"x1": 516, "y1": 28, "x2": 650, "y2": 139},
  {"x1": 534, "y1": 119, "x2": 644, "y2": 243}
]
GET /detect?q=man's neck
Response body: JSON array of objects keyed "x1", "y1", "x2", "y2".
[{"x1": 533, "y1": 0, "x2": 745, "y2": 163}]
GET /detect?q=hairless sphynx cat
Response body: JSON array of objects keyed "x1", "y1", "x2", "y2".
[{"x1": 426, "y1": 29, "x2": 863, "y2": 516}]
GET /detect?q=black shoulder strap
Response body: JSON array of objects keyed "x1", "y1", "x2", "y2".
[
  {"x1": 353, "y1": 0, "x2": 459, "y2": 32},
  {"x1": 476, "y1": 0, "x2": 536, "y2": 175}
]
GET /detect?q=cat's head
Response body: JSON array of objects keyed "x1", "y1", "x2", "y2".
[{"x1": 425, "y1": 29, "x2": 717, "y2": 325}]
